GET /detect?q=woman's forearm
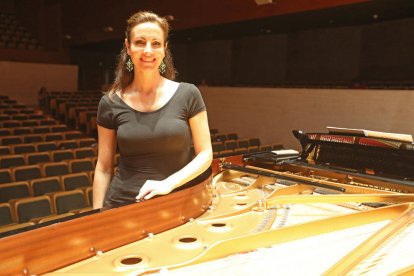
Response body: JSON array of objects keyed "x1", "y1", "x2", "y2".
[
  {"x1": 92, "y1": 170, "x2": 113, "y2": 209},
  {"x1": 166, "y1": 149, "x2": 213, "y2": 189}
]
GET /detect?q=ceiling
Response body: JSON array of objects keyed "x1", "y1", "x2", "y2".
[{"x1": 71, "y1": 0, "x2": 414, "y2": 52}]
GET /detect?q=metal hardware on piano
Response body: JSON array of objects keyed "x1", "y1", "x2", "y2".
[{"x1": 2, "y1": 129, "x2": 414, "y2": 275}]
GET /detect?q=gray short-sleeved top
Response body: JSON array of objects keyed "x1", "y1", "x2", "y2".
[{"x1": 96, "y1": 82, "x2": 206, "y2": 207}]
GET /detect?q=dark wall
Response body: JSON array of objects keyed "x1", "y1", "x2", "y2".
[{"x1": 169, "y1": 17, "x2": 414, "y2": 87}]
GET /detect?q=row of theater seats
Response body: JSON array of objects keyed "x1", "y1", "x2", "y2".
[
  {"x1": 0, "y1": 95, "x2": 96, "y2": 232},
  {"x1": 41, "y1": 90, "x2": 101, "y2": 137},
  {"x1": 210, "y1": 131, "x2": 283, "y2": 157},
  {"x1": 0, "y1": 130, "x2": 84, "y2": 146},
  {"x1": 0, "y1": 188, "x2": 93, "y2": 233},
  {"x1": 0, "y1": 137, "x2": 96, "y2": 154},
  {"x1": 0, "y1": 12, "x2": 43, "y2": 50}
]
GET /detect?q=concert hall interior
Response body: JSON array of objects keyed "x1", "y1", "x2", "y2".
[{"x1": 1, "y1": 0, "x2": 414, "y2": 275}]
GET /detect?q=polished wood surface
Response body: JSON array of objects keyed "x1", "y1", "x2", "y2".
[{"x1": 0, "y1": 175, "x2": 212, "y2": 276}]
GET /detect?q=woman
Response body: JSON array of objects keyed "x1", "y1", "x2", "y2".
[{"x1": 93, "y1": 11, "x2": 213, "y2": 209}]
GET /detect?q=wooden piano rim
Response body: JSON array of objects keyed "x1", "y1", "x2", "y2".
[{"x1": 0, "y1": 174, "x2": 212, "y2": 276}]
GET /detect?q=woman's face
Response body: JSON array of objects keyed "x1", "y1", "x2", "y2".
[{"x1": 126, "y1": 22, "x2": 166, "y2": 73}]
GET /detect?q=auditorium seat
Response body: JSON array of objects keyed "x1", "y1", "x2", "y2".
[
  {"x1": 43, "y1": 161, "x2": 69, "y2": 177},
  {"x1": 0, "y1": 146, "x2": 11, "y2": 155},
  {"x1": 68, "y1": 158, "x2": 94, "y2": 173},
  {"x1": 212, "y1": 141, "x2": 225, "y2": 153},
  {"x1": 272, "y1": 144, "x2": 284, "y2": 150},
  {"x1": 248, "y1": 138, "x2": 261, "y2": 147},
  {"x1": 0, "y1": 168, "x2": 12, "y2": 184},
  {"x1": 1, "y1": 120, "x2": 20, "y2": 127},
  {"x1": 31, "y1": 176, "x2": 62, "y2": 196},
  {"x1": 74, "y1": 147, "x2": 95, "y2": 159},
  {"x1": 0, "y1": 128, "x2": 12, "y2": 136},
  {"x1": 51, "y1": 149, "x2": 74, "y2": 162},
  {"x1": 0, "y1": 135, "x2": 23, "y2": 145},
  {"x1": 32, "y1": 126, "x2": 50, "y2": 134},
  {"x1": 12, "y1": 144, "x2": 36, "y2": 154},
  {"x1": 12, "y1": 165, "x2": 42, "y2": 181},
  {"x1": 214, "y1": 133, "x2": 227, "y2": 142},
  {"x1": 0, "y1": 203, "x2": 15, "y2": 227},
  {"x1": 36, "y1": 141, "x2": 57, "y2": 152},
  {"x1": 210, "y1": 128, "x2": 218, "y2": 135},
  {"x1": 11, "y1": 115, "x2": 28, "y2": 121},
  {"x1": 40, "y1": 119, "x2": 57, "y2": 126},
  {"x1": 226, "y1": 132, "x2": 238, "y2": 140},
  {"x1": 13, "y1": 196, "x2": 53, "y2": 223},
  {"x1": 44, "y1": 133, "x2": 64, "y2": 142},
  {"x1": 50, "y1": 124, "x2": 69, "y2": 132},
  {"x1": 64, "y1": 130, "x2": 82, "y2": 140},
  {"x1": 224, "y1": 140, "x2": 238, "y2": 151},
  {"x1": 21, "y1": 120, "x2": 39, "y2": 127},
  {"x1": 248, "y1": 146, "x2": 260, "y2": 153},
  {"x1": 234, "y1": 148, "x2": 248, "y2": 155},
  {"x1": 26, "y1": 152, "x2": 51, "y2": 165},
  {"x1": 23, "y1": 134, "x2": 43, "y2": 143},
  {"x1": 237, "y1": 139, "x2": 250, "y2": 149},
  {"x1": 260, "y1": 144, "x2": 272, "y2": 151},
  {"x1": 0, "y1": 154, "x2": 25, "y2": 168},
  {"x1": 62, "y1": 172, "x2": 90, "y2": 190},
  {"x1": 12, "y1": 127, "x2": 31, "y2": 135},
  {"x1": 52, "y1": 190, "x2": 90, "y2": 214},
  {"x1": 28, "y1": 114, "x2": 46, "y2": 120},
  {"x1": 77, "y1": 137, "x2": 96, "y2": 148},
  {"x1": 0, "y1": 182, "x2": 31, "y2": 203},
  {"x1": 57, "y1": 139, "x2": 78, "y2": 149}
]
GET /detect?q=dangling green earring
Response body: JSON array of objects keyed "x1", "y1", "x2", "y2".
[
  {"x1": 126, "y1": 57, "x2": 134, "y2": 72},
  {"x1": 159, "y1": 60, "x2": 166, "y2": 75}
]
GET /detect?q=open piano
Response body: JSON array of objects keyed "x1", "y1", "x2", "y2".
[{"x1": 1, "y1": 128, "x2": 414, "y2": 275}]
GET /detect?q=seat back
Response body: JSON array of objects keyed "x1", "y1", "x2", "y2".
[
  {"x1": 0, "y1": 182, "x2": 31, "y2": 203},
  {"x1": 43, "y1": 162, "x2": 69, "y2": 177},
  {"x1": 12, "y1": 165, "x2": 42, "y2": 181},
  {"x1": 0, "y1": 203, "x2": 14, "y2": 226},
  {"x1": 52, "y1": 149, "x2": 74, "y2": 162},
  {"x1": 14, "y1": 196, "x2": 52, "y2": 223},
  {"x1": 26, "y1": 152, "x2": 51, "y2": 165},
  {"x1": 53, "y1": 190, "x2": 87, "y2": 214},
  {"x1": 74, "y1": 147, "x2": 95, "y2": 159},
  {"x1": 0, "y1": 168, "x2": 12, "y2": 184},
  {"x1": 69, "y1": 159, "x2": 94, "y2": 173},
  {"x1": 12, "y1": 144, "x2": 36, "y2": 154},
  {"x1": 31, "y1": 176, "x2": 62, "y2": 196},
  {"x1": 0, "y1": 154, "x2": 25, "y2": 168},
  {"x1": 62, "y1": 172, "x2": 90, "y2": 190},
  {"x1": 36, "y1": 141, "x2": 57, "y2": 152}
]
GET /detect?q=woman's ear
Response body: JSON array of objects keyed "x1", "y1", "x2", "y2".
[{"x1": 125, "y1": 38, "x2": 130, "y2": 55}]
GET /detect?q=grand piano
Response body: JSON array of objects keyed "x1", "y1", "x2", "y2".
[{"x1": 1, "y1": 127, "x2": 414, "y2": 275}]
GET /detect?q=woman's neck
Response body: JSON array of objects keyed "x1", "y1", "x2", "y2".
[{"x1": 132, "y1": 71, "x2": 163, "y2": 95}]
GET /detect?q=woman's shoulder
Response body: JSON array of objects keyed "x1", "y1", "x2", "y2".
[
  {"x1": 175, "y1": 82, "x2": 200, "y2": 94},
  {"x1": 99, "y1": 90, "x2": 120, "y2": 102}
]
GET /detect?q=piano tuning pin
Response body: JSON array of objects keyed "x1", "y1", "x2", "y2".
[
  {"x1": 148, "y1": 233, "x2": 154, "y2": 238},
  {"x1": 95, "y1": 250, "x2": 103, "y2": 256}
]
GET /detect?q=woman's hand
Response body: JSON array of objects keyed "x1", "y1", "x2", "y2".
[{"x1": 136, "y1": 180, "x2": 175, "y2": 201}]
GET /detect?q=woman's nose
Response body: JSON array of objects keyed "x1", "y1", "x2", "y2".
[{"x1": 143, "y1": 42, "x2": 153, "y2": 53}]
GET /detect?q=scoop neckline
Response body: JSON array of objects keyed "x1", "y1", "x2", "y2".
[{"x1": 115, "y1": 82, "x2": 182, "y2": 114}]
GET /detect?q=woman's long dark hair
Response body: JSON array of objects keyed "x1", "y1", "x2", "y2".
[{"x1": 108, "y1": 11, "x2": 176, "y2": 97}]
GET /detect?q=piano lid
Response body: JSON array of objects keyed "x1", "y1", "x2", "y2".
[{"x1": 293, "y1": 128, "x2": 414, "y2": 180}]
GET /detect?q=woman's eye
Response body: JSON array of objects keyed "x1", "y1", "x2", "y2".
[
  {"x1": 152, "y1": 41, "x2": 161, "y2": 47},
  {"x1": 135, "y1": 41, "x2": 145, "y2": 46}
]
